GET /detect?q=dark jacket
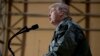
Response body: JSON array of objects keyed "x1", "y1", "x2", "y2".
[{"x1": 46, "y1": 17, "x2": 92, "y2": 56}]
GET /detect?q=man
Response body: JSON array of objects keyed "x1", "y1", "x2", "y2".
[{"x1": 45, "y1": 3, "x2": 92, "y2": 56}]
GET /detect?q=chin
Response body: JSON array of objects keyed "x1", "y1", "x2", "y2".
[
  {"x1": 52, "y1": 22, "x2": 57, "y2": 26},
  {"x1": 49, "y1": 20, "x2": 56, "y2": 25}
]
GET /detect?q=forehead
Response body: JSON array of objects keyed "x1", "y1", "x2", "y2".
[{"x1": 49, "y1": 8, "x2": 56, "y2": 12}]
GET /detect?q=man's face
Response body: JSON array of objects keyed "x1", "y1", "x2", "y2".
[{"x1": 49, "y1": 8, "x2": 61, "y2": 25}]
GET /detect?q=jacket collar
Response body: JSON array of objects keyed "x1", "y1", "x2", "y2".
[{"x1": 55, "y1": 17, "x2": 72, "y2": 31}]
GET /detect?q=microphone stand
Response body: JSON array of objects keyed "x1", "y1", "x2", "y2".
[
  {"x1": 8, "y1": 24, "x2": 39, "y2": 56},
  {"x1": 8, "y1": 26, "x2": 28, "y2": 56}
]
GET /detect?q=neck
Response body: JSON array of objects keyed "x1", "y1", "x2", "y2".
[{"x1": 54, "y1": 15, "x2": 68, "y2": 27}]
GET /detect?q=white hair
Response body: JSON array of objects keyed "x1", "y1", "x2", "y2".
[{"x1": 49, "y1": 3, "x2": 69, "y2": 15}]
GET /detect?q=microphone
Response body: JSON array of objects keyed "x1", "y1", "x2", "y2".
[
  {"x1": 28, "y1": 24, "x2": 39, "y2": 30},
  {"x1": 19, "y1": 24, "x2": 39, "y2": 33}
]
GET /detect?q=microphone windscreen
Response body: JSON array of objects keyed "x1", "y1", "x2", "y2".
[{"x1": 31, "y1": 24, "x2": 39, "y2": 30}]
